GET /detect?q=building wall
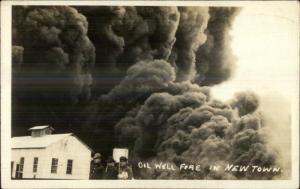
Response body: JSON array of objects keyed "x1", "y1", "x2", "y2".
[
  {"x1": 43, "y1": 135, "x2": 91, "y2": 179},
  {"x1": 11, "y1": 148, "x2": 48, "y2": 179},
  {"x1": 12, "y1": 135, "x2": 92, "y2": 179}
]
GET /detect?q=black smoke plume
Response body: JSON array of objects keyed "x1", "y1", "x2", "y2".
[
  {"x1": 168, "y1": 7, "x2": 209, "y2": 81},
  {"x1": 195, "y1": 7, "x2": 240, "y2": 85},
  {"x1": 12, "y1": 6, "x2": 95, "y2": 135},
  {"x1": 13, "y1": 6, "x2": 95, "y2": 103},
  {"x1": 12, "y1": 6, "x2": 288, "y2": 180},
  {"x1": 75, "y1": 6, "x2": 180, "y2": 96},
  {"x1": 116, "y1": 84, "x2": 278, "y2": 179}
]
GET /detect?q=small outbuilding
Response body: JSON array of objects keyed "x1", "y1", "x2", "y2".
[{"x1": 11, "y1": 125, "x2": 92, "y2": 179}]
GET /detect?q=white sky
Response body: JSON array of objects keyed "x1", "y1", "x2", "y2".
[{"x1": 211, "y1": 4, "x2": 299, "y2": 101}]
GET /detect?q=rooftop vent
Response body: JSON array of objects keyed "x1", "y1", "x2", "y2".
[{"x1": 29, "y1": 125, "x2": 54, "y2": 137}]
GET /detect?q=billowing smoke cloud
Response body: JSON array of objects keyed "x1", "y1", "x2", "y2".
[
  {"x1": 168, "y1": 7, "x2": 209, "y2": 81},
  {"x1": 195, "y1": 7, "x2": 240, "y2": 85},
  {"x1": 230, "y1": 91, "x2": 259, "y2": 116},
  {"x1": 12, "y1": 6, "x2": 95, "y2": 104},
  {"x1": 105, "y1": 59, "x2": 176, "y2": 102},
  {"x1": 116, "y1": 87, "x2": 279, "y2": 179},
  {"x1": 76, "y1": 6, "x2": 181, "y2": 95},
  {"x1": 75, "y1": 6, "x2": 126, "y2": 71},
  {"x1": 118, "y1": 7, "x2": 181, "y2": 63},
  {"x1": 75, "y1": 6, "x2": 237, "y2": 93},
  {"x1": 81, "y1": 59, "x2": 177, "y2": 153},
  {"x1": 12, "y1": 6, "x2": 289, "y2": 180}
]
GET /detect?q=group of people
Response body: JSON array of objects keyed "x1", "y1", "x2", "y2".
[{"x1": 90, "y1": 153, "x2": 133, "y2": 180}]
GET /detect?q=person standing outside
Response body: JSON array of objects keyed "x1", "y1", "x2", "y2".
[
  {"x1": 103, "y1": 156, "x2": 118, "y2": 179},
  {"x1": 90, "y1": 153, "x2": 105, "y2": 179},
  {"x1": 117, "y1": 156, "x2": 133, "y2": 180}
]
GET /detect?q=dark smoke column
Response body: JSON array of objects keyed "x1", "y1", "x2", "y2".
[
  {"x1": 12, "y1": 6, "x2": 95, "y2": 135},
  {"x1": 169, "y1": 7, "x2": 209, "y2": 81},
  {"x1": 76, "y1": 6, "x2": 181, "y2": 95},
  {"x1": 195, "y1": 7, "x2": 240, "y2": 85}
]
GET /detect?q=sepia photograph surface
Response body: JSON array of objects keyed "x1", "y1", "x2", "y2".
[{"x1": 1, "y1": 0, "x2": 299, "y2": 188}]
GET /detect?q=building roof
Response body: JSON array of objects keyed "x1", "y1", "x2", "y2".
[
  {"x1": 12, "y1": 133, "x2": 93, "y2": 152},
  {"x1": 28, "y1": 125, "x2": 54, "y2": 130},
  {"x1": 12, "y1": 133, "x2": 72, "y2": 149}
]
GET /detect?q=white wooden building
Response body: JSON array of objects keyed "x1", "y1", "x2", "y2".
[{"x1": 11, "y1": 125, "x2": 92, "y2": 179}]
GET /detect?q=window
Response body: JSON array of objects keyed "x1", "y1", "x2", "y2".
[
  {"x1": 20, "y1": 157, "x2": 24, "y2": 169},
  {"x1": 33, "y1": 157, "x2": 38, "y2": 173},
  {"x1": 15, "y1": 164, "x2": 21, "y2": 178},
  {"x1": 51, "y1": 158, "x2": 58, "y2": 174},
  {"x1": 16, "y1": 157, "x2": 24, "y2": 178},
  {"x1": 66, "y1": 160, "x2": 73, "y2": 175}
]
